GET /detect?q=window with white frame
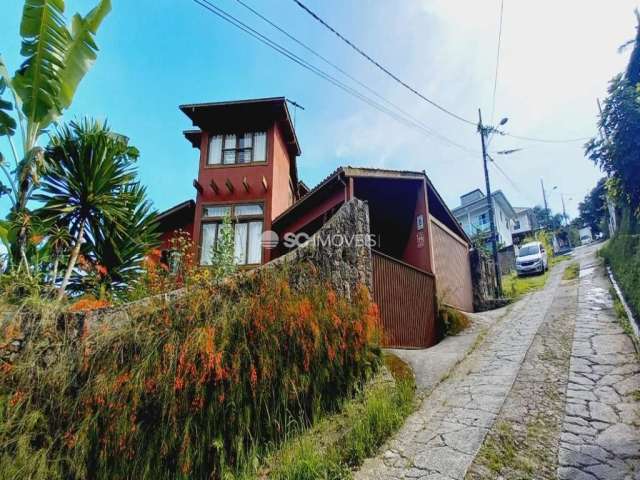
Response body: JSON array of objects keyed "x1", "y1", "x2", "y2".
[
  {"x1": 207, "y1": 132, "x2": 267, "y2": 165},
  {"x1": 200, "y1": 204, "x2": 264, "y2": 266}
]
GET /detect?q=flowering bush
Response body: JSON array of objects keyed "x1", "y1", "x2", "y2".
[{"x1": 0, "y1": 263, "x2": 381, "y2": 479}]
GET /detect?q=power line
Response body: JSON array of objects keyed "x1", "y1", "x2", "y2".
[
  {"x1": 292, "y1": 0, "x2": 593, "y2": 144},
  {"x1": 231, "y1": 0, "x2": 478, "y2": 155},
  {"x1": 501, "y1": 132, "x2": 591, "y2": 144},
  {"x1": 488, "y1": 155, "x2": 537, "y2": 205},
  {"x1": 490, "y1": 0, "x2": 504, "y2": 124},
  {"x1": 291, "y1": 0, "x2": 478, "y2": 126},
  {"x1": 191, "y1": 0, "x2": 479, "y2": 156}
]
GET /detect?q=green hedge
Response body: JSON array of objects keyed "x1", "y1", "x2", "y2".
[
  {"x1": 601, "y1": 213, "x2": 640, "y2": 318},
  {"x1": 0, "y1": 264, "x2": 382, "y2": 479}
]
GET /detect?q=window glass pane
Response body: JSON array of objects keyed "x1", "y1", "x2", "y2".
[
  {"x1": 201, "y1": 223, "x2": 217, "y2": 265},
  {"x1": 238, "y1": 133, "x2": 253, "y2": 149},
  {"x1": 223, "y1": 134, "x2": 236, "y2": 148},
  {"x1": 237, "y1": 149, "x2": 252, "y2": 164},
  {"x1": 204, "y1": 205, "x2": 231, "y2": 218},
  {"x1": 208, "y1": 135, "x2": 222, "y2": 164},
  {"x1": 253, "y1": 131, "x2": 266, "y2": 162},
  {"x1": 234, "y1": 223, "x2": 248, "y2": 265},
  {"x1": 223, "y1": 149, "x2": 236, "y2": 164},
  {"x1": 247, "y1": 221, "x2": 263, "y2": 264},
  {"x1": 235, "y1": 204, "x2": 263, "y2": 216}
]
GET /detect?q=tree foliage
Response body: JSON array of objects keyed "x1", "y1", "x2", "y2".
[
  {"x1": 577, "y1": 178, "x2": 608, "y2": 235},
  {"x1": 0, "y1": 0, "x2": 111, "y2": 267},
  {"x1": 34, "y1": 120, "x2": 157, "y2": 299},
  {"x1": 586, "y1": 12, "x2": 640, "y2": 216}
]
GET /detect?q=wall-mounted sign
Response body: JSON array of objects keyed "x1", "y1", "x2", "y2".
[
  {"x1": 417, "y1": 214, "x2": 424, "y2": 231},
  {"x1": 417, "y1": 231, "x2": 425, "y2": 248}
]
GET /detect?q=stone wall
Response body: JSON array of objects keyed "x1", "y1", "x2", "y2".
[
  {"x1": 498, "y1": 245, "x2": 516, "y2": 275},
  {"x1": 265, "y1": 198, "x2": 372, "y2": 298},
  {"x1": 470, "y1": 248, "x2": 508, "y2": 311},
  {"x1": 1, "y1": 199, "x2": 372, "y2": 360}
]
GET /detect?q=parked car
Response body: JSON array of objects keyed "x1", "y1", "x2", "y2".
[
  {"x1": 578, "y1": 227, "x2": 593, "y2": 245},
  {"x1": 515, "y1": 241, "x2": 548, "y2": 276}
]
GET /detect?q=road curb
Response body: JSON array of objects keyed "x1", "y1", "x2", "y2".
[{"x1": 607, "y1": 265, "x2": 640, "y2": 347}]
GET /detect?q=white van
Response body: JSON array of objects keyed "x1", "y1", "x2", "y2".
[{"x1": 515, "y1": 241, "x2": 548, "y2": 277}]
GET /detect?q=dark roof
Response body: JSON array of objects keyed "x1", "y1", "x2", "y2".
[
  {"x1": 273, "y1": 166, "x2": 469, "y2": 243},
  {"x1": 184, "y1": 130, "x2": 201, "y2": 148},
  {"x1": 179, "y1": 97, "x2": 301, "y2": 156},
  {"x1": 298, "y1": 180, "x2": 311, "y2": 196},
  {"x1": 156, "y1": 200, "x2": 195, "y2": 233}
]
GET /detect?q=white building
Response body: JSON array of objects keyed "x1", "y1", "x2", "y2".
[
  {"x1": 510, "y1": 207, "x2": 539, "y2": 244},
  {"x1": 452, "y1": 189, "x2": 517, "y2": 247}
]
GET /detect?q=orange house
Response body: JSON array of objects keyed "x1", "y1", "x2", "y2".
[
  {"x1": 157, "y1": 97, "x2": 474, "y2": 348},
  {"x1": 157, "y1": 97, "x2": 302, "y2": 266}
]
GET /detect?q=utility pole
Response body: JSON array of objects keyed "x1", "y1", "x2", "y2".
[
  {"x1": 561, "y1": 193, "x2": 568, "y2": 226},
  {"x1": 540, "y1": 178, "x2": 550, "y2": 228},
  {"x1": 541, "y1": 178, "x2": 549, "y2": 212},
  {"x1": 478, "y1": 109, "x2": 502, "y2": 298}
]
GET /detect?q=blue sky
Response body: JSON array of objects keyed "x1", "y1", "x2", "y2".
[{"x1": 2, "y1": 0, "x2": 639, "y2": 221}]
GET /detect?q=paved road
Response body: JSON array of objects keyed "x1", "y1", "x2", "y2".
[
  {"x1": 558, "y1": 253, "x2": 640, "y2": 479},
  {"x1": 356, "y1": 244, "x2": 640, "y2": 480}
]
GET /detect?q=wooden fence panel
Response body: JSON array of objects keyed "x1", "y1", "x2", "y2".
[
  {"x1": 372, "y1": 250, "x2": 437, "y2": 348},
  {"x1": 430, "y1": 217, "x2": 474, "y2": 312}
]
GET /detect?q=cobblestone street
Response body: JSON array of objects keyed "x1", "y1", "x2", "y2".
[
  {"x1": 557, "y1": 256, "x2": 640, "y2": 479},
  {"x1": 356, "y1": 244, "x2": 640, "y2": 480}
]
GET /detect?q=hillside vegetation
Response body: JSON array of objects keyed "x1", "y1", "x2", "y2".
[{"x1": 0, "y1": 264, "x2": 381, "y2": 479}]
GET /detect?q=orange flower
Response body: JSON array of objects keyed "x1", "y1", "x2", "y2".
[
  {"x1": 64, "y1": 430, "x2": 77, "y2": 449},
  {"x1": 69, "y1": 298, "x2": 110, "y2": 312},
  {"x1": 327, "y1": 290, "x2": 337, "y2": 307},
  {"x1": 249, "y1": 366, "x2": 258, "y2": 389},
  {"x1": 174, "y1": 377, "x2": 185, "y2": 391},
  {"x1": 298, "y1": 299, "x2": 312, "y2": 322},
  {"x1": 9, "y1": 390, "x2": 25, "y2": 407},
  {"x1": 191, "y1": 395, "x2": 204, "y2": 411}
]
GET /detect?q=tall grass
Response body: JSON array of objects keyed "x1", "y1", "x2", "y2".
[
  {"x1": 262, "y1": 355, "x2": 415, "y2": 479},
  {"x1": 502, "y1": 271, "x2": 549, "y2": 299},
  {"x1": 0, "y1": 263, "x2": 381, "y2": 479}
]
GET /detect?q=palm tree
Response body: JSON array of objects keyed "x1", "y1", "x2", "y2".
[
  {"x1": 83, "y1": 183, "x2": 159, "y2": 298},
  {"x1": 0, "y1": 0, "x2": 111, "y2": 269},
  {"x1": 35, "y1": 120, "x2": 136, "y2": 300},
  {"x1": 45, "y1": 223, "x2": 71, "y2": 285}
]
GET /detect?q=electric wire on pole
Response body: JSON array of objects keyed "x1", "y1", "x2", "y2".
[{"x1": 478, "y1": 109, "x2": 503, "y2": 298}]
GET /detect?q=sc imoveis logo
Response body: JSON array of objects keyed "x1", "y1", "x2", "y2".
[{"x1": 261, "y1": 230, "x2": 377, "y2": 250}]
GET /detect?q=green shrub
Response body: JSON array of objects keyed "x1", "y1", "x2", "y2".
[
  {"x1": 502, "y1": 271, "x2": 549, "y2": 299},
  {"x1": 438, "y1": 303, "x2": 471, "y2": 337},
  {"x1": 601, "y1": 229, "x2": 640, "y2": 319},
  {"x1": 562, "y1": 262, "x2": 580, "y2": 281},
  {"x1": 0, "y1": 264, "x2": 382, "y2": 479}
]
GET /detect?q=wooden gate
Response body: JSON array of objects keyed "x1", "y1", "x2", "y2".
[{"x1": 371, "y1": 250, "x2": 438, "y2": 348}]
